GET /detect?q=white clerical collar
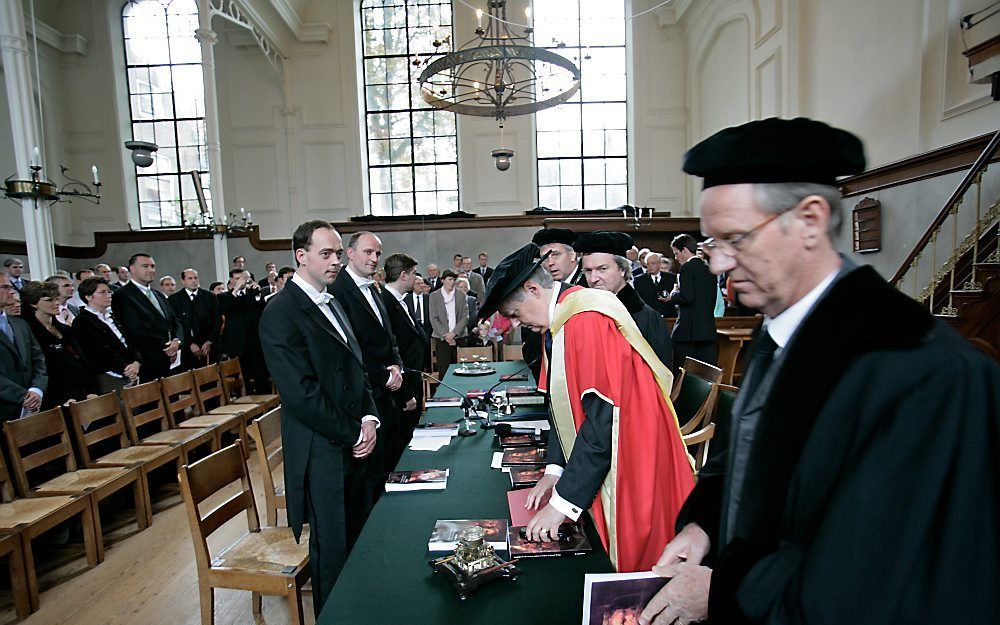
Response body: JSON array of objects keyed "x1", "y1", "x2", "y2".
[
  {"x1": 764, "y1": 267, "x2": 840, "y2": 349},
  {"x1": 546, "y1": 285, "x2": 561, "y2": 326},
  {"x1": 345, "y1": 265, "x2": 374, "y2": 288},
  {"x1": 384, "y1": 284, "x2": 406, "y2": 303},
  {"x1": 290, "y1": 273, "x2": 333, "y2": 304}
]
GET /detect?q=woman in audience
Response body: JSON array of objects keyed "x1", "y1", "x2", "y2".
[
  {"x1": 20, "y1": 281, "x2": 96, "y2": 409},
  {"x1": 73, "y1": 277, "x2": 142, "y2": 393},
  {"x1": 429, "y1": 269, "x2": 468, "y2": 377}
]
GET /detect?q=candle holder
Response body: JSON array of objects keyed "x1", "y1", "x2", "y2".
[{"x1": 3, "y1": 164, "x2": 101, "y2": 207}]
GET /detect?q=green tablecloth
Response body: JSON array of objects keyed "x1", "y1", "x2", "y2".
[{"x1": 322, "y1": 361, "x2": 614, "y2": 624}]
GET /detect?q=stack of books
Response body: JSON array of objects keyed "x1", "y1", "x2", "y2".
[{"x1": 384, "y1": 469, "x2": 449, "y2": 492}]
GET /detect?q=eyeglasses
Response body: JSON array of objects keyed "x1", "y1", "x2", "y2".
[{"x1": 700, "y1": 208, "x2": 791, "y2": 256}]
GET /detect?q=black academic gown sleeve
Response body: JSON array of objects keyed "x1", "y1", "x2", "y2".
[{"x1": 552, "y1": 391, "x2": 614, "y2": 511}]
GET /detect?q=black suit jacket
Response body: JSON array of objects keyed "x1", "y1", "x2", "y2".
[
  {"x1": 330, "y1": 270, "x2": 404, "y2": 396},
  {"x1": 73, "y1": 309, "x2": 142, "y2": 376},
  {"x1": 0, "y1": 314, "x2": 47, "y2": 421},
  {"x1": 669, "y1": 257, "x2": 717, "y2": 342},
  {"x1": 425, "y1": 276, "x2": 442, "y2": 292},
  {"x1": 168, "y1": 288, "x2": 221, "y2": 348},
  {"x1": 474, "y1": 265, "x2": 494, "y2": 281},
  {"x1": 259, "y1": 280, "x2": 378, "y2": 540},
  {"x1": 635, "y1": 272, "x2": 677, "y2": 316},
  {"x1": 404, "y1": 292, "x2": 433, "y2": 337},
  {"x1": 217, "y1": 289, "x2": 263, "y2": 358},
  {"x1": 111, "y1": 282, "x2": 184, "y2": 379},
  {"x1": 380, "y1": 289, "x2": 427, "y2": 403}
]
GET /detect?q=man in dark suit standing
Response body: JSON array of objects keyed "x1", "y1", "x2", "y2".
[
  {"x1": 424, "y1": 263, "x2": 442, "y2": 291},
  {"x1": 259, "y1": 220, "x2": 379, "y2": 618},
  {"x1": 634, "y1": 252, "x2": 677, "y2": 317},
  {"x1": 218, "y1": 269, "x2": 269, "y2": 393},
  {"x1": 380, "y1": 254, "x2": 427, "y2": 447},
  {"x1": 111, "y1": 253, "x2": 184, "y2": 381},
  {"x1": 0, "y1": 273, "x2": 46, "y2": 421},
  {"x1": 474, "y1": 252, "x2": 494, "y2": 282},
  {"x1": 169, "y1": 268, "x2": 221, "y2": 369},
  {"x1": 664, "y1": 234, "x2": 718, "y2": 369},
  {"x1": 331, "y1": 231, "x2": 405, "y2": 479},
  {"x1": 405, "y1": 276, "x2": 433, "y2": 370}
]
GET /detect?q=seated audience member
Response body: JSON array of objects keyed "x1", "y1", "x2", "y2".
[
  {"x1": 74, "y1": 277, "x2": 142, "y2": 393},
  {"x1": 46, "y1": 274, "x2": 76, "y2": 325},
  {"x1": 429, "y1": 270, "x2": 468, "y2": 378},
  {"x1": 1, "y1": 289, "x2": 20, "y2": 317},
  {"x1": 0, "y1": 273, "x2": 46, "y2": 421},
  {"x1": 19, "y1": 281, "x2": 95, "y2": 409}
]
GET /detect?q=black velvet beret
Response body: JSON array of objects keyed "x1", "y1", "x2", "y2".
[
  {"x1": 478, "y1": 244, "x2": 550, "y2": 321},
  {"x1": 683, "y1": 117, "x2": 866, "y2": 189},
  {"x1": 531, "y1": 227, "x2": 578, "y2": 248},
  {"x1": 573, "y1": 231, "x2": 634, "y2": 257}
]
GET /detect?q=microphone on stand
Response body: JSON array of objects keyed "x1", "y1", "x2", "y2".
[
  {"x1": 404, "y1": 367, "x2": 480, "y2": 436},
  {"x1": 476, "y1": 362, "x2": 534, "y2": 428}
]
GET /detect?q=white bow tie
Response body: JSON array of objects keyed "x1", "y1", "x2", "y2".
[
  {"x1": 358, "y1": 279, "x2": 375, "y2": 289},
  {"x1": 311, "y1": 292, "x2": 335, "y2": 306}
]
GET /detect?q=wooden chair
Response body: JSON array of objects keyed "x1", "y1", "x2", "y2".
[
  {"x1": 218, "y1": 358, "x2": 280, "y2": 412},
  {"x1": 162, "y1": 370, "x2": 247, "y2": 454},
  {"x1": 457, "y1": 346, "x2": 493, "y2": 363},
  {"x1": 194, "y1": 363, "x2": 266, "y2": 427},
  {"x1": 713, "y1": 384, "x2": 738, "y2": 424},
  {"x1": 121, "y1": 381, "x2": 217, "y2": 465},
  {"x1": 3, "y1": 407, "x2": 147, "y2": 563},
  {"x1": 179, "y1": 443, "x2": 310, "y2": 625},
  {"x1": 673, "y1": 358, "x2": 723, "y2": 435},
  {"x1": 502, "y1": 343, "x2": 523, "y2": 362},
  {"x1": 0, "y1": 450, "x2": 97, "y2": 617},
  {"x1": 683, "y1": 422, "x2": 717, "y2": 474},
  {"x1": 247, "y1": 408, "x2": 286, "y2": 526},
  {"x1": 66, "y1": 393, "x2": 183, "y2": 527}
]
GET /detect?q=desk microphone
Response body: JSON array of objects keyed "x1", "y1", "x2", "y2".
[
  {"x1": 404, "y1": 367, "x2": 479, "y2": 436},
  {"x1": 477, "y1": 362, "x2": 534, "y2": 428}
]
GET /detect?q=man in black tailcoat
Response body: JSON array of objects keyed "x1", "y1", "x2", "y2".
[
  {"x1": 259, "y1": 221, "x2": 379, "y2": 618},
  {"x1": 640, "y1": 117, "x2": 1000, "y2": 625}
]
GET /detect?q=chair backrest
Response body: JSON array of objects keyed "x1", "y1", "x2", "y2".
[
  {"x1": 66, "y1": 392, "x2": 132, "y2": 467},
  {"x1": 178, "y1": 442, "x2": 260, "y2": 572},
  {"x1": 247, "y1": 408, "x2": 283, "y2": 525},
  {"x1": 673, "y1": 360, "x2": 722, "y2": 435},
  {"x1": 191, "y1": 364, "x2": 228, "y2": 412},
  {"x1": 121, "y1": 380, "x2": 175, "y2": 441},
  {"x1": 0, "y1": 451, "x2": 16, "y2": 503},
  {"x1": 502, "y1": 344, "x2": 523, "y2": 362},
  {"x1": 3, "y1": 407, "x2": 78, "y2": 496},
  {"x1": 218, "y1": 358, "x2": 247, "y2": 400},
  {"x1": 161, "y1": 371, "x2": 203, "y2": 425},
  {"x1": 683, "y1": 358, "x2": 723, "y2": 384},
  {"x1": 683, "y1": 422, "x2": 717, "y2": 474},
  {"x1": 714, "y1": 384, "x2": 738, "y2": 425},
  {"x1": 457, "y1": 346, "x2": 492, "y2": 363}
]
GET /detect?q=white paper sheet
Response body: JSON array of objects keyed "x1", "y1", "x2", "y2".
[{"x1": 408, "y1": 436, "x2": 452, "y2": 452}]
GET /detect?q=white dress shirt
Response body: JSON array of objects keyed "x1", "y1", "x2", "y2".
[
  {"x1": 764, "y1": 266, "x2": 840, "y2": 357},
  {"x1": 289, "y1": 273, "x2": 378, "y2": 444},
  {"x1": 384, "y1": 285, "x2": 414, "y2": 324},
  {"x1": 85, "y1": 304, "x2": 128, "y2": 378},
  {"x1": 344, "y1": 266, "x2": 384, "y2": 326}
]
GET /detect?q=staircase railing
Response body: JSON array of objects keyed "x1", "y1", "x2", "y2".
[{"x1": 892, "y1": 129, "x2": 1000, "y2": 313}]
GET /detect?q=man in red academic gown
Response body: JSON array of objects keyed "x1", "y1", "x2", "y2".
[{"x1": 479, "y1": 244, "x2": 695, "y2": 572}]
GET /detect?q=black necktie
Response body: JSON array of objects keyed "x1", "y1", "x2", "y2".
[{"x1": 743, "y1": 330, "x2": 778, "y2": 402}]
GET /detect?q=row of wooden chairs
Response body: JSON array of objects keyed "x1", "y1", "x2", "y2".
[{"x1": 0, "y1": 359, "x2": 278, "y2": 620}]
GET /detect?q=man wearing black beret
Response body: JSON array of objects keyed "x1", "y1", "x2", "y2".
[
  {"x1": 641, "y1": 118, "x2": 1000, "y2": 625},
  {"x1": 479, "y1": 244, "x2": 694, "y2": 573},
  {"x1": 576, "y1": 231, "x2": 672, "y2": 368},
  {"x1": 531, "y1": 227, "x2": 588, "y2": 287}
]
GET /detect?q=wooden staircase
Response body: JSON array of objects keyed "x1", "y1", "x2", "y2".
[{"x1": 933, "y1": 223, "x2": 1000, "y2": 360}]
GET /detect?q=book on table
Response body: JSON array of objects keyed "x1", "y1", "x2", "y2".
[
  {"x1": 497, "y1": 431, "x2": 548, "y2": 448},
  {"x1": 509, "y1": 466, "x2": 545, "y2": 488},
  {"x1": 412, "y1": 422, "x2": 460, "y2": 437},
  {"x1": 507, "y1": 524, "x2": 592, "y2": 559},
  {"x1": 499, "y1": 372, "x2": 530, "y2": 382},
  {"x1": 506, "y1": 385, "x2": 545, "y2": 405},
  {"x1": 501, "y1": 447, "x2": 547, "y2": 467},
  {"x1": 582, "y1": 572, "x2": 668, "y2": 625},
  {"x1": 384, "y1": 468, "x2": 449, "y2": 492},
  {"x1": 425, "y1": 396, "x2": 464, "y2": 408},
  {"x1": 428, "y1": 519, "x2": 509, "y2": 552}
]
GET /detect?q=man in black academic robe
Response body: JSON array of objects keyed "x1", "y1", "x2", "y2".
[
  {"x1": 168, "y1": 268, "x2": 221, "y2": 370},
  {"x1": 380, "y1": 254, "x2": 428, "y2": 454},
  {"x1": 259, "y1": 221, "x2": 379, "y2": 618},
  {"x1": 641, "y1": 117, "x2": 1000, "y2": 625},
  {"x1": 331, "y1": 231, "x2": 406, "y2": 483},
  {"x1": 576, "y1": 231, "x2": 672, "y2": 369},
  {"x1": 664, "y1": 234, "x2": 718, "y2": 369},
  {"x1": 112, "y1": 253, "x2": 184, "y2": 381}
]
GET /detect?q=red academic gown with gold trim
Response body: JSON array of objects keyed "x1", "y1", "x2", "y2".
[{"x1": 540, "y1": 286, "x2": 694, "y2": 572}]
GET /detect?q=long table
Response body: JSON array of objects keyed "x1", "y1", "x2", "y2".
[{"x1": 322, "y1": 361, "x2": 614, "y2": 624}]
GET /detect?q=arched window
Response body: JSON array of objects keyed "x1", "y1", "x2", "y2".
[
  {"x1": 122, "y1": 0, "x2": 210, "y2": 228},
  {"x1": 534, "y1": 0, "x2": 628, "y2": 210},
  {"x1": 360, "y1": 0, "x2": 459, "y2": 216}
]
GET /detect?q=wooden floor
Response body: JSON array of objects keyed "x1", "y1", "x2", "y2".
[{"x1": 1, "y1": 452, "x2": 314, "y2": 625}]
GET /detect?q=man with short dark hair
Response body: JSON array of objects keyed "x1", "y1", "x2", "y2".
[
  {"x1": 662, "y1": 233, "x2": 718, "y2": 370},
  {"x1": 0, "y1": 273, "x2": 46, "y2": 421},
  {"x1": 113, "y1": 266, "x2": 130, "y2": 291},
  {"x1": 474, "y1": 252, "x2": 494, "y2": 281},
  {"x1": 67, "y1": 269, "x2": 94, "y2": 316},
  {"x1": 3, "y1": 259, "x2": 25, "y2": 291},
  {"x1": 332, "y1": 232, "x2": 405, "y2": 478},
  {"x1": 451, "y1": 253, "x2": 463, "y2": 273},
  {"x1": 380, "y1": 253, "x2": 427, "y2": 446},
  {"x1": 98, "y1": 253, "x2": 182, "y2": 381},
  {"x1": 641, "y1": 117, "x2": 1000, "y2": 625},
  {"x1": 169, "y1": 268, "x2": 221, "y2": 369},
  {"x1": 45, "y1": 275, "x2": 76, "y2": 325},
  {"x1": 259, "y1": 220, "x2": 380, "y2": 617},
  {"x1": 265, "y1": 266, "x2": 295, "y2": 302},
  {"x1": 218, "y1": 268, "x2": 268, "y2": 392}
]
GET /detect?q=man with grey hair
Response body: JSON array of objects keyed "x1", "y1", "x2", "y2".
[
  {"x1": 94, "y1": 263, "x2": 114, "y2": 282},
  {"x1": 640, "y1": 118, "x2": 1000, "y2": 625},
  {"x1": 577, "y1": 231, "x2": 672, "y2": 368}
]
